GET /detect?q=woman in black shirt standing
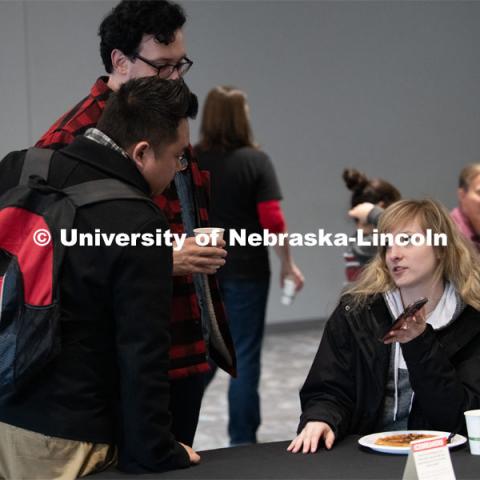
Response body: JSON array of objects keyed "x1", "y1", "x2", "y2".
[{"x1": 196, "y1": 86, "x2": 304, "y2": 445}]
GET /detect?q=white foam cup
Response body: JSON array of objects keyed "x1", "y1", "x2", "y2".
[
  {"x1": 464, "y1": 409, "x2": 480, "y2": 454},
  {"x1": 193, "y1": 227, "x2": 225, "y2": 246}
]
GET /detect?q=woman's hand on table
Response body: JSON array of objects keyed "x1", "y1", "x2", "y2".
[
  {"x1": 179, "y1": 442, "x2": 201, "y2": 464},
  {"x1": 287, "y1": 421, "x2": 335, "y2": 454}
]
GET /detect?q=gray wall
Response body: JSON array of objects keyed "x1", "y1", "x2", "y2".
[{"x1": 1, "y1": 0, "x2": 479, "y2": 323}]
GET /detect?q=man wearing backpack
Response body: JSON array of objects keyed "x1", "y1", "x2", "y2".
[
  {"x1": 36, "y1": 0, "x2": 236, "y2": 448},
  {"x1": 0, "y1": 78, "x2": 200, "y2": 478}
]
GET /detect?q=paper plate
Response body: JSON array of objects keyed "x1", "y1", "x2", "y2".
[{"x1": 358, "y1": 430, "x2": 467, "y2": 455}]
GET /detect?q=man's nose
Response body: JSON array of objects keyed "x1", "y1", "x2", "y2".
[{"x1": 168, "y1": 70, "x2": 181, "y2": 80}]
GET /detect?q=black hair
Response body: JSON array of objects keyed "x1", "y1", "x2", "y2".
[
  {"x1": 342, "y1": 168, "x2": 401, "y2": 208},
  {"x1": 97, "y1": 77, "x2": 198, "y2": 151},
  {"x1": 99, "y1": 0, "x2": 186, "y2": 73}
]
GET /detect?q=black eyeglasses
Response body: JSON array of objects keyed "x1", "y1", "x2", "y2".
[{"x1": 133, "y1": 54, "x2": 193, "y2": 79}]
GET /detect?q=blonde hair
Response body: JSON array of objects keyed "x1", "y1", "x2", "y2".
[
  {"x1": 344, "y1": 198, "x2": 480, "y2": 310},
  {"x1": 198, "y1": 86, "x2": 255, "y2": 151},
  {"x1": 459, "y1": 164, "x2": 480, "y2": 190}
]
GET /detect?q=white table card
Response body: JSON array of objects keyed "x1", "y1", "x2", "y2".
[{"x1": 402, "y1": 436, "x2": 456, "y2": 480}]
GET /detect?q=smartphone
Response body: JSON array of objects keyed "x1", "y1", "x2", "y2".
[{"x1": 381, "y1": 297, "x2": 428, "y2": 341}]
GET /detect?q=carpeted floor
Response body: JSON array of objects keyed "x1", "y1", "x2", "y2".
[{"x1": 193, "y1": 322, "x2": 325, "y2": 451}]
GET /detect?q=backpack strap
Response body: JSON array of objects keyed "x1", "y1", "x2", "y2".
[
  {"x1": 19, "y1": 148, "x2": 54, "y2": 185},
  {"x1": 63, "y1": 178, "x2": 155, "y2": 208},
  {"x1": 18, "y1": 147, "x2": 153, "y2": 207}
]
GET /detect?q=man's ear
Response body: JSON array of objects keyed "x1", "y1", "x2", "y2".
[
  {"x1": 458, "y1": 187, "x2": 467, "y2": 205},
  {"x1": 129, "y1": 141, "x2": 150, "y2": 171},
  {"x1": 110, "y1": 49, "x2": 130, "y2": 75}
]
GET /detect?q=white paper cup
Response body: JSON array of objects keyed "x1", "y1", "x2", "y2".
[
  {"x1": 464, "y1": 409, "x2": 480, "y2": 454},
  {"x1": 193, "y1": 227, "x2": 225, "y2": 246}
]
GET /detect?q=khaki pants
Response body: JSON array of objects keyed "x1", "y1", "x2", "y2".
[{"x1": 0, "y1": 422, "x2": 116, "y2": 480}]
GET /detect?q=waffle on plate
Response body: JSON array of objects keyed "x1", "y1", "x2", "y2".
[{"x1": 374, "y1": 433, "x2": 436, "y2": 447}]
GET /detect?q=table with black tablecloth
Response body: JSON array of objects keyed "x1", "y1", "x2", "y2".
[{"x1": 97, "y1": 436, "x2": 480, "y2": 479}]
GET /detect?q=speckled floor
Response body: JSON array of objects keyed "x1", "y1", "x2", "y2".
[{"x1": 193, "y1": 323, "x2": 325, "y2": 451}]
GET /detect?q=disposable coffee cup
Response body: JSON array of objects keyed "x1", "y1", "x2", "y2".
[
  {"x1": 281, "y1": 277, "x2": 296, "y2": 305},
  {"x1": 193, "y1": 227, "x2": 225, "y2": 246},
  {"x1": 464, "y1": 410, "x2": 480, "y2": 454}
]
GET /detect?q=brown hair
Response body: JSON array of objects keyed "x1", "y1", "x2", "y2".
[
  {"x1": 97, "y1": 77, "x2": 197, "y2": 153},
  {"x1": 459, "y1": 164, "x2": 480, "y2": 190},
  {"x1": 342, "y1": 168, "x2": 401, "y2": 209},
  {"x1": 198, "y1": 86, "x2": 255, "y2": 151},
  {"x1": 344, "y1": 198, "x2": 480, "y2": 310}
]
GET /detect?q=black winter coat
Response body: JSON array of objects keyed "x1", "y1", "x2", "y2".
[
  {"x1": 299, "y1": 295, "x2": 480, "y2": 440},
  {"x1": 0, "y1": 137, "x2": 190, "y2": 473}
]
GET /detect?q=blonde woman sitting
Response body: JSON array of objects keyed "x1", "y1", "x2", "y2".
[{"x1": 289, "y1": 199, "x2": 480, "y2": 453}]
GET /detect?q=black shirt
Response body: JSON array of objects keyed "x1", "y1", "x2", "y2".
[{"x1": 196, "y1": 146, "x2": 282, "y2": 279}]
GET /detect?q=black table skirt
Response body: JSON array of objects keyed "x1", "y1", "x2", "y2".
[{"x1": 96, "y1": 436, "x2": 480, "y2": 479}]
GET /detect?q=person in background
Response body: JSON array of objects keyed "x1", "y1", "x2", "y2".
[
  {"x1": 288, "y1": 199, "x2": 480, "y2": 453},
  {"x1": 0, "y1": 78, "x2": 199, "y2": 478},
  {"x1": 353, "y1": 164, "x2": 480, "y2": 254},
  {"x1": 196, "y1": 86, "x2": 304, "y2": 446},
  {"x1": 342, "y1": 168, "x2": 401, "y2": 282},
  {"x1": 451, "y1": 163, "x2": 480, "y2": 251},
  {"x1": 34, "y1": 0, "x2": 236, "y2": 447}
]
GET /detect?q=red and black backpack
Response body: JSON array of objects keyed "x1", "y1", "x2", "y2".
[{"x1": 0, "y1": 147, "x2": 153, "y2": 392}]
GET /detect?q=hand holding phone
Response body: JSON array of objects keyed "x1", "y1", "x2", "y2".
[{"x1": 381, "y1": 297, "x2": 428, "y2": 342}]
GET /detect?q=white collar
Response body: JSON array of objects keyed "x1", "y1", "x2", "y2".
[
  {"x1": 384, "y1": 282, "x2": 457, "y2": 333},
  {"x1": 382, "y1": 282, "x2": 457, "y2": 422}
]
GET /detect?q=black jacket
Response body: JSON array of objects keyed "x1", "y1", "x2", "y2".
[
  {"x1": 299, "y1": 294, "x2": 480, "y2": 440},
  {"x1": 0, "y1": 137, "x2": 190, "y2": 473}
]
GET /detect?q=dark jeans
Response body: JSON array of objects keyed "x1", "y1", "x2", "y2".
[
  {"x1": 207, "y1": 277, "x2": 270, "y2": 445},
  {"x1": 170, "y1": 373, "x2": 205, "y2": 446}
]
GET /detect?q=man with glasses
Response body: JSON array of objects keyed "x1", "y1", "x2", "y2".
[
  {"x1": 36, "y1": 0, "x2": 236, "y2": 448},
  {"x1": 133, "y1": 53, "x2": 193, "y2": 79}
]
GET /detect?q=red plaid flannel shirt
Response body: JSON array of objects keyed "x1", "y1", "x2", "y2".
[{"x1": 36, "y1": 77, "x2": 236, "y2": 379}]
